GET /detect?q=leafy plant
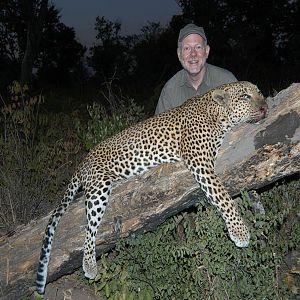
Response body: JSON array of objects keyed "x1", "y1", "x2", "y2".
[
  {"x1": 76, "y1": 80, "x2": 145, "y2": 150},
  {"x1": 90, "y1": 180, "x2": 300, "y2": 300}
]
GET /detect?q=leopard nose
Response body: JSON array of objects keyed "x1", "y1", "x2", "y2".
[
  {"x1": 259, "y1": 105, "x2": 268, "y2": 119},
  {"x1": 261, "y1": 105, "x2": 267, "y2": 115}
]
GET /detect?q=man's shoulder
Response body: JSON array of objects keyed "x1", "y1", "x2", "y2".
[
  {"x1": 206, "y1": 63, "x2": 237, "y2": 82},
  {"x1": 163, "y1": 69, "x2": 186, "y2": 90}
]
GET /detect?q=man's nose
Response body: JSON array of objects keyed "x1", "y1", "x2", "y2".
[{"x1": 190, "y1": 47, "x2": 197, "y2": 56}]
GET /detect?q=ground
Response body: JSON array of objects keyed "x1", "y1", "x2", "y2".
[{"x1": 42, "y1": 271, "x2": 103, "y2": 300}]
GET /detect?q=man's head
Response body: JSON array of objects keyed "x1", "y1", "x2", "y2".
[{"x1": 177, "y1": 24, "x2": 210, "y2": 77}]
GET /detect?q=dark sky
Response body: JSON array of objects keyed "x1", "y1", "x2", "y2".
[{"x1": 53, "y1": 0, "x2": 182, "y2": 47}]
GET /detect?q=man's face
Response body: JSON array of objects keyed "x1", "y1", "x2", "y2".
[{"x1": 177, "y1": 34, "x2": 210, "y2": 76}]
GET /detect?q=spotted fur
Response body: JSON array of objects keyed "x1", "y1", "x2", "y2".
[{"x1": 36, "y1": 81, "x2": 267, "y2": 294}]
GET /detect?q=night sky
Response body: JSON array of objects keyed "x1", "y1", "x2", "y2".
[{"x1": 53, "y1": 0, "x2": 182, "y2": 47}]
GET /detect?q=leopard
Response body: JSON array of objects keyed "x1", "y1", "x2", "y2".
[{"x1": 36, "y1": 81, "x2": 267, "y2": 295}]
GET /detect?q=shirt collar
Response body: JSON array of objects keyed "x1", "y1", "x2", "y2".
[{"x1": 180, "y1": 63, "x2": 210, "y2": 90}]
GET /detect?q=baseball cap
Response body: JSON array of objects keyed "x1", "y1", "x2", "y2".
[{"x1": 178, "y1": 24, "x2": 207, "y2": 43}]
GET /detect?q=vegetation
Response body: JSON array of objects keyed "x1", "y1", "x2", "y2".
[
  {"x1": 0, "y1": 82, "x2": 82, "y2": 231},
  {"x1": 89, "y1": 181, "x2": 300, "y2": 300},
  {"x1": 0, "y1": 81, "x2": 144, "y2": 234},
  {"x1": 76, "y1": 80, "x2": 145, "y2": 151}
]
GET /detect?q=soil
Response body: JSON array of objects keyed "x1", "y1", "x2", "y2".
[{"x1": 40, "y1": 271, "x2": 104, "y2": 300}]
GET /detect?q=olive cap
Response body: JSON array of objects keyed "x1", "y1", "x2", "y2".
[{"x1": 178, "y1": 24, "x2": 207, "y2": 43}]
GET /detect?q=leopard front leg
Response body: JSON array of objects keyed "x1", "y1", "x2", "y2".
[
  {"x1": 185, "y1": 159, "x2": 250, "y2": 248},
  {"x1": 82, "y1": 181, "x2": 111, "y2": 279}
]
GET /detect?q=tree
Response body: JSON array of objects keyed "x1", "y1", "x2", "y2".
[
  {"x1": 131, "y1": 22, "x2": 177, "y2": 87},
  {"x1": 36, "y1": 6, "x2": 86, "y2": 86},
  {"x1": 88, "y1": 16, "x2": 131, "y2": 81},
  {"x1": 125, "y1": 21, "x2": 181, "y2": 112},
  {"x1": 20, "y1": 0, "x2": 48, "y2": 86},
  {"x1": 0, "y1": 0, "x2": 26, "y2": 88},
  {"x1": 0, "y1": 1, "x2": 86, "y2": 90}
]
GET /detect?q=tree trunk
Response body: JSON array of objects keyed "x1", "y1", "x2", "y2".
[
  {"x1": 1, "y1": 83, "x2": 300, "y2": 299},
  {"x1": 20, "y1": 0, "x2": 48, "y2": 86}
]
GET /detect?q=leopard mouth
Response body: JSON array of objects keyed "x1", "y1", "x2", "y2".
[
  {"x1": 248, "y1": 105, "x2": 268, "y2": 123},
  {"x1": 256, "y1": 105, "x2": 268, "y2": 121}
]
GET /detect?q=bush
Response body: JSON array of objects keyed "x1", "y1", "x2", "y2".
[
  {"x1": 91, "y1": 180, "x2": 300, "y2": 300},
  {"x1": 76, "y1": 80, "x2": 145, "y2": 150},
  {"x1": 0, "y1": 82, "x2": 82, "y2": 233}
]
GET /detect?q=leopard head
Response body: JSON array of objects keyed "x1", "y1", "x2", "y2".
[{"x1": 212, "y1": 81, "x2": 268, "y2": 126}]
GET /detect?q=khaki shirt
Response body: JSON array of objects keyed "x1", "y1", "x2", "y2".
[{"x1": 155, "y1": 63, "x2": 237, "y2": 115}]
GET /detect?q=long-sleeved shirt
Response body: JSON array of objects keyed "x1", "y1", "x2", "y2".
[{"x1": 155, "y1": 63, "x2": 237, "y2": 115}]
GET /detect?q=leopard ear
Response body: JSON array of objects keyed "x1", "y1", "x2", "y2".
[{"x1": 212, "y1": 89, "x2": 230, "y2": 107}]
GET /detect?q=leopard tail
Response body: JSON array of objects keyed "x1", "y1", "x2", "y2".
[{"x1": 36, "y1": 172, "x2": 81, "y2": 295}]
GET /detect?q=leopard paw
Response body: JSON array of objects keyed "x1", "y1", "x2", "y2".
[
  {"x1": 82, "y1": 256, "x2": 98, "y2": 279},
  {"x1": 227, "y1": 221, "x2": 250, "y2": 248}
]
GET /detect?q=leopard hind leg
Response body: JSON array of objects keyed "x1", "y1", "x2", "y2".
[{"x1": 82, "y1": 179, "x2": 111, "y2": 279}]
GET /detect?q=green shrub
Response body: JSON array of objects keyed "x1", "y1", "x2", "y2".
[
  {"x1": 76, "y1": 81, "x2": 145, "y2": 150},
  {"x1": 91, "y1": 180, "x2": 300, "y2": 300}
]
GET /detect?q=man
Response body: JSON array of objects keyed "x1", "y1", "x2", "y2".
[{"x1": 155, "y1": 23, "x2": 237, "y2": 115}]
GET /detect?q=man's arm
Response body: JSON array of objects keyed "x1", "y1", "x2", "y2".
[
  {"x1": 155, "y1": 86, "x2": 173, "y2": 115},
  {"x1": 223, "y1": 71, "x2": 237, "y2": 83}
]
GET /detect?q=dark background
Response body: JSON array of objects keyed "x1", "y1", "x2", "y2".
[{"x1": 1, "y1": 0, "x2": 299, "y2": 114}]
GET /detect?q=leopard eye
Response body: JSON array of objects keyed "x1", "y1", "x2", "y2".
[{"x1": 241, "y1": 93, "x2": 252, "y2": 100}]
